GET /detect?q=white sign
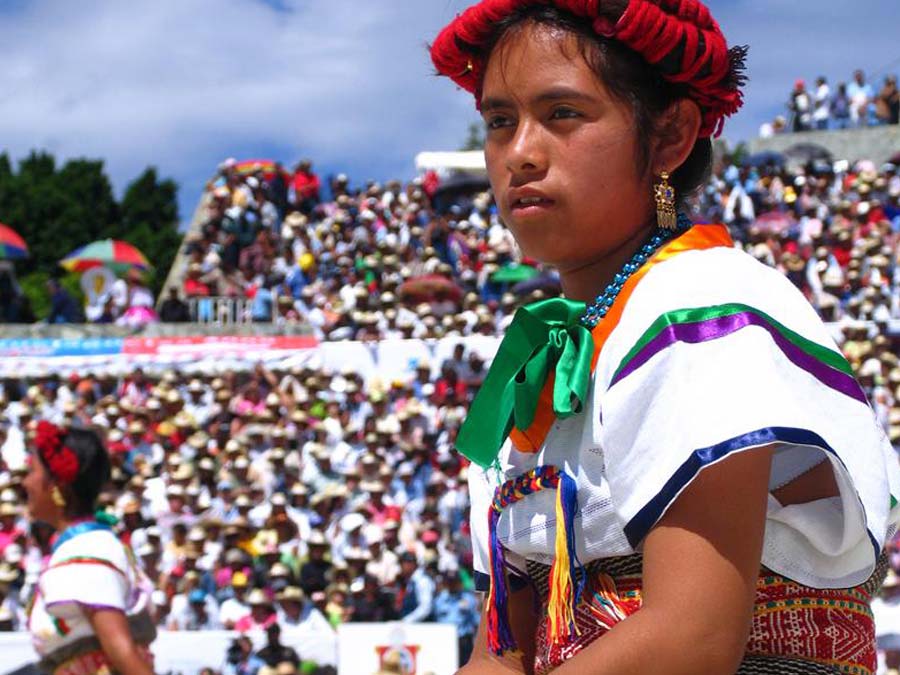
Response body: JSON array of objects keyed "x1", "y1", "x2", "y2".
[
  {"x1": 0, "y1": 627, "x2": 337, "y2": 675},
  {"x1": 337, "y1": 623, "x2": 458, "y2": 675}
]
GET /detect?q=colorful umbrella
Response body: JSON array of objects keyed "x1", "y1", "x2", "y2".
[
  {"x1": 491, "y1": 263, "x2": 540, "y2": 284},
  {"x1": 0, "y1": 223, "x2": 28, "y2": 259},
  {"x1": 234, "y1": 159, "x2": 278, "y2": 179},
  {"x1": 398, "y1": 275, "x2": 463, "y2": 302},
  {"x1": 60, "y1": 239, "x2": 151, "y2": 274},
  {"x1": 511, "y1": 272, "x2": 562, "y2": 297}
]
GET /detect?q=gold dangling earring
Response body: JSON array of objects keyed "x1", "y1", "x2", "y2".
[
  {"x1": 654, "y1": 171, "x2": 677, "y2": 230},
  {"x1": 51, "y1": 486, "x2": 66, "y2": 509}
]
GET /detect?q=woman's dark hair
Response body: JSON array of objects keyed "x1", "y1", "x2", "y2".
[
  {"x1": 45, "y1": 427, "x2": 111, "y2": 517},
  {"x1": 477, "y1": 4, "x2": 712, "y2": 208}
]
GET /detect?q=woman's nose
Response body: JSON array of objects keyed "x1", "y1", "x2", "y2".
[{"x1": 505, "y1": 119, "x2": 547, "y2": 177}]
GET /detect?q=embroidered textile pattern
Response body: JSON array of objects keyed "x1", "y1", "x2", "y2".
[
  {"x1": 525, "y1": 554, "x2": 883, "y2": 674},
  {"x1": 54, "y1": 645, "x2": 154, "y2": 675},
  {"x1": 745, "y1": 573, "x2": 877, "y2": 674}
]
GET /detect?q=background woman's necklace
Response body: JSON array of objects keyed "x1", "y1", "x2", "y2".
[{"x1": 581, "y1": 213, "x2": 693, "y2": 329}]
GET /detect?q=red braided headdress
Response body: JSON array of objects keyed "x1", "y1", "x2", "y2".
[
  {"x1": 430, "y1": 0, "x2": 747, "y2": 138},
  {"x1": 34, "y1": 420, "x2": 80, "y2": 485}
]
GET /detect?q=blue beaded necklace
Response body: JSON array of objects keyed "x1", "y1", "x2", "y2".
[{"x1": 580, "y1": 212, "x2": 693, "y2": 329}]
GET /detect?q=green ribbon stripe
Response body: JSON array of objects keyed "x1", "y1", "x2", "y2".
[
  {"x1": 612, "y1": 303, "x2": 854, "y2": 383},
  {"x1": 456, "y1": 298, "x2": 593, "y2": 469}
]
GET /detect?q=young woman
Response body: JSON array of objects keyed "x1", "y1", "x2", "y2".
[
  {"x1": 431, "y1": 1, "x2": 900, "y2": 673},
  {"x1": 23, "y1": 422, "x2": 156, "y2": 674}
]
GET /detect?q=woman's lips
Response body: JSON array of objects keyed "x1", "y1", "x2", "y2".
[{"x1": 509, "y1": 195, "x2": 555, "y2": 216}]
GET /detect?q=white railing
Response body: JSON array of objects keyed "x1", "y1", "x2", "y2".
[{"x1": 187, "y1": 296, "x2": 256, "y2": 324}]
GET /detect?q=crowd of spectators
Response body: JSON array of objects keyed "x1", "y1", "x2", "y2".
[
  {"x1": 759, "y1": 69, "x2": 899, "y2": 136},
  {"x1": 0, "y1": 356, "x2": 481, "y2": 673},
  {"x1": 175, "y1": 158, "x2": 525, "y2": 332},
  {"x1": 6, "y1": 121, "x2": 900, "y2": 671}
]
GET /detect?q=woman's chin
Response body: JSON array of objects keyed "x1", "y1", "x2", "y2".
[{"x1": 25, "y1": 501, "x2": 49, "y2": 523}]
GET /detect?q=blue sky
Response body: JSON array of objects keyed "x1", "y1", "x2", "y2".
[{"x1": 0, "y1": 0, "x2": 897, "y2": 227}]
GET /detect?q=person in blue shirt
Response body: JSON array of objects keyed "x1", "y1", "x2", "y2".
[
  {"x1": 46, "y1": 278, "x2": 83, "y2": 323},
  {"x1": 282, "y1": 251, "x2": 307, "y2": 299},
  {"x1": 223, "y1": 635, "x2": 265, "y2": 675},
  {"x1": 434, "y1": 569, "x2": 480, "y2": 667},
  {"x1": 398, "y1": 552, "x2": 435, "y2": 623},
  {"x1": 251, "y1": 273, "x2": 279, "y2": 322}
]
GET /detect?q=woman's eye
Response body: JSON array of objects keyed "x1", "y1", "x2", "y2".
[
  {"x1": 550, "y1": 107, "x2": 580, "y2": 120},
  {"x1": 484, "y1": 115, "x2": 512, "y2": 130}
]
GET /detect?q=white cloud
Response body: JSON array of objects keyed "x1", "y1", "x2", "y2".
[
  {"x1": 0, "y1": 0, "x2": 895, "y2": 223},
  {"x1": 0, "y1": 0, "x2": 477, "y2": 221}
]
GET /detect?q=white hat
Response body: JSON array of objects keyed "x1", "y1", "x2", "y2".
[
  {"x1": 307, "y1": 530, "x2": 328, "y2": 546},
  {"x1": 4, "y1": 544, "x2": 22, "y2": 564},
  {"x1": 364, "y1": 524, "x2": 384, "y2": 544},
  {"x1": 247, "y1": 589, "x2": 271, "y2": 606},
  {"x1": 136, "y1": 543, "x2": 157, "y2": 557},
  {"x1": 341, "y1": 512, "x2": 366, "y2": 533}
]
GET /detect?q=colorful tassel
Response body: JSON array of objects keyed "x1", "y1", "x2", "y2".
[
  {"x1": 485, "y1": 507, "x2": 516, "y2": 655},
  {"x1": 485, "y1": 465, "x2": 559, "y2": 655},
  {"x1": 484, "y1": 465, "x2": 586, "y2": 655},
  {"x1": 587, "y1": 573, "x2": 630, "y2": 631},
  {"x1": 486, "y1": 465, "x2": 586, "y2": 656},
  {"x1": 546, "y1": 472, "x2": 585, "y2": 645}
]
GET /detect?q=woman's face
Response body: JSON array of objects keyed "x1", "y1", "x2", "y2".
[
  {"x1": 23, "y1": 457, "x2": 59, "y2": 523},
  {"x1": 481, "y1": 23, "x2": 652, "y2": 271}
]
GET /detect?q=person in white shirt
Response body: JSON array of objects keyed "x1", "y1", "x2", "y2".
[
  {"x1": 813, "y1": 76, "x2": 831, "y2": 130},
  {"x1": 218, "y1": 573, "x2": 252, "y2": 629}
]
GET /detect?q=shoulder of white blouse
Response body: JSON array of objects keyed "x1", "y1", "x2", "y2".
[{"x1": 48, "y1": 528, "x2": 128, "y2": 572}]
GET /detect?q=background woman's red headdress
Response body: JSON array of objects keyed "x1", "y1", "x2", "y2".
[
  {"x1": 430, "y1": 0, "x2": 747, "y2": 138},
  {"x1": 34, "y1": 420, "x2": 80, "y2": 485}
]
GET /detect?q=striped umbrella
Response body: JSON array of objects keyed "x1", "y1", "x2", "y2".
[
  {"x1": 60, "y1": 239, "x2": 151, "y2": 274},
  {"x1": 234, "y1": 159, "x2": 277, "y2": 178},
  {"x1": 0, "y1": 223, "x2": 28, "y2": 259}
]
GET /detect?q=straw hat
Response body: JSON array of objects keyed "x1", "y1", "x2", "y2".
[
  {"x1": 277, "y1": 586, "x2": 305, "y2": 602},
  {"x1": 247, "y1": 589, "x2": 272, "y2": 606}
]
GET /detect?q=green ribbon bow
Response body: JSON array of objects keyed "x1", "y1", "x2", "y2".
[{"x1": 457, "y1": 298, "x2": 594, "y2": 468}]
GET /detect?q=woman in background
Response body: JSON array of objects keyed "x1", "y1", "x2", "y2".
[{"x1": 24, "y1": 421, "x2": 156, "y2": 674}]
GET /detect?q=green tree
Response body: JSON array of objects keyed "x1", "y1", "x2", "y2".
[
  {"x1": 8, "y1": 153, "x2": 119, "y2": 276},
  {"x1": 118, "y1": 167, "x2": 181, "y2": 295},
  {"x1": 0, "y1": 152, "x2": 180, "y2": 315},
  {"x1": 460, "y1": 122, "x2": 485, "y2": 151},
  {"x1": 0, "y1": 154, "x2": 15, "y2": 220}
]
